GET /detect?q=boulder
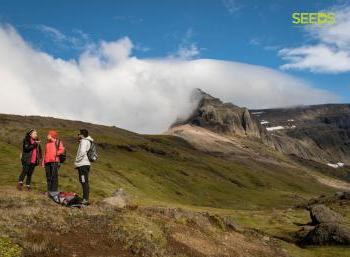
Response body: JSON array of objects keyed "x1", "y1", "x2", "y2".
[
  {"x1": 338, "y1": 192, "x2": 350, "y2": 200},
  {"x1": 102, "y1": 188, "x2": 129, "y2": 208},
  {"x1": 300, "y1": 223, "x2": 350, "y2": 246},
  {"x1": 298, "y1": 203, "x2": 350, "y2": 246},
  {"x1": 309, "y1": 204, "x2": 343, "y2": 224}
]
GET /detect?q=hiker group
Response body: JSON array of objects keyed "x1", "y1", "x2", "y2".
[{"x1": 18, "y1": 129, "x2": 97, "y2": 206}]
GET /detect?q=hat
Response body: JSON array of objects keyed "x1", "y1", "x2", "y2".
[
  {"x1": 48, "y1": 130, "x2": 58, "y2": 139},
  {"x1": 27, "y1": 129, "x2": 35, "y2": 136}
]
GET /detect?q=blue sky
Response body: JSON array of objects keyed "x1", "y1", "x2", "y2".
[
  {"x1": 0, "y1": 0, "x2": 349, "y2": 100},
  {"x1": 0, "y1": 0, "x2": 349, "y2": 132}
]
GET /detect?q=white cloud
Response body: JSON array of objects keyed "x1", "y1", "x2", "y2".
[
  {"x1": 36, "y1": 25, "x2": 90, "y2": 49},
  {"x1": 0, "y1": 24, "x2": 338, "y2": 134},
  {"x1": 174, "y1": 43, "x2": 200, "y2": 60},
  {"x1": 37, "y1": 25, "x2": 66, "y2": 41},
  {"x1": 170, "y1": 28, "x2": 201, "y2": 60},
  {"x1": 280, "y1": 44, "x2": 350, "y2": 73},
  {"x1": 222, "y1": 0, "x2": 241, "y2": 14},
  {"x1": 249, "y1": 38, "x2": 261, "y2": 46},
  {"x1": 279, "y1": 6, "x2": 350, "y2": 73}
]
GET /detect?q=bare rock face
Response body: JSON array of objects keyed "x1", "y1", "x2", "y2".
[
  {"x1": 252, "y1": 104, "x2": 350, "y2": 163},
  {"x1": 309, "y1": 204, "x2": 343, "y2": 224},
  {"x1": 173, "y1": 89, "x2": 350, "y2": 164},
  {"x1": 338, "y1": 192, "x2": 350, "y2": 200},
  {"x1": 300, "y1": 223, "x2": 350, "y2": 245},
  {"x1": 174, "y1": 89, "x2": 269, "y2": 143},
  {"x1": 299, "y1": 204, "x2": 350, "y2": 246}
]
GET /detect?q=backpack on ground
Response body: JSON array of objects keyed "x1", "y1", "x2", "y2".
[
  {"x1": 87, "y1": 140, "x2": 98, "y2": 162},
  {"x1": 56, "y1": 139, "x2": 66, "y2": 164},
  {"x1": 58, "y1": 192, "x2": 83, "y2": 207}
]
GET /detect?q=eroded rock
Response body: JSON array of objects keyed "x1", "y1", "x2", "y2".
[
  {"x1": 102, "y1": 188, "x2": 129, "y2": 208},
  {"x1": 300, "y1": 223, "x2": 350, "y2": 246},
  {"x1": 309, "y1": 204, "x2": 343, "y2": 224}
]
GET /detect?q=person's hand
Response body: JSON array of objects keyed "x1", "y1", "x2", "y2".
[{"x1": 35, "y1": 140, "x2": 41, "y2": 144}]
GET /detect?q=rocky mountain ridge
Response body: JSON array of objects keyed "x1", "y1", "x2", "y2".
[
  {"x1": 172, "y1": 89, "x2": 350, "y2": 165},
  {"x1": 253, "y1": 104, "x2": 350, "y2": 164},
  {"x1": 172, "y1": 89, "x2": 272, "y2": 145}
]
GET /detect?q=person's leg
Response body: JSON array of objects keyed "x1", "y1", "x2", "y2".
[
  {"x1": 45, "y1": 164, "x2": 52, "y2": 192},
  {"x1": 83, "y1": 166, "x2": 90, "y2": 201},
  {"x1": 51, "y1": 163, "x2": 59, "y2": 192},
  {"x1": 78, "y1": 166, "x2": 90, "y2": 202},
  {"x1": 25, "y1": 165, "x2": 35, "y2": 190},
  {"x1": 46, "y1": 163, "x2": 59, "y2": 202},
  {"x1": 18, "y1": 164, "x2": 29, "y2": 190}
]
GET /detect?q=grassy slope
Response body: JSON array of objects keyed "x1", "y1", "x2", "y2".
[
  {"x1": 1, "y1": 114, "x2": 349, "y2": 257},
  {"x1": 0, "y1": 114, "x2": 335, "y2": 209}
]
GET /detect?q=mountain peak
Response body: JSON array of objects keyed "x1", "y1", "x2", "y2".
[{"x1": 174, "y1": 89, "x2": 265, "y2": 139}]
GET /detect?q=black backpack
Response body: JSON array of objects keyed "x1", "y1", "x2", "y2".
[
  {"x1": 56, "y1": 139, "x2": 66, "y2": 164},
  {"x1": 87, "y1": 140, "x2": 98, "y2": 162}
]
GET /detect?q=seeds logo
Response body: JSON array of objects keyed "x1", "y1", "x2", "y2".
[{"x1": 292, "y1": 12, "x2": 336, "y2": 25}]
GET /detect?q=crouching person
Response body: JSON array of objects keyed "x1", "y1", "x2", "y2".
[
  {"x1": 43, "y1": 130, "x2": 65, "y2": 201},
  {"x1": 18, "y1": 129, "x2": 42, "y2": 191},
  {"x1": 75, "y1": 129, "x2": 94, "y2": 206}
]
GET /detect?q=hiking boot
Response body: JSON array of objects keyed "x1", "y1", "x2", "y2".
[
  {"x1": 17, "y1": 182, "x2": 23, "y2": 191},
  {"x1": 82, "y1": 199, "x2": 90, "y2": 206},
  {"x1": 26, "y1": 185, "x2": 32, "y2": 192}
]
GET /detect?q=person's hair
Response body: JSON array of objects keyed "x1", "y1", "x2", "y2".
[
  {"x1": 27, "y1": 129, "x2": 35, "y2": 136},
  {"x1": 25, "y1": 129, "x2": 35, "y2": 140},
  {"x1": 79, "y1": 129, "x2": 89, "y2": 138}
]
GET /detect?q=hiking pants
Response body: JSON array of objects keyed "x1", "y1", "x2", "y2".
[
  {"x1": 19, "y1": 163, "x2": 36, "y2": 186},
  {"x1": 45, "y1": 162, "x2": 60, "y2": 192},
  {"x1": 77, "y1": 165, "x2": 90, "y2": 201}
]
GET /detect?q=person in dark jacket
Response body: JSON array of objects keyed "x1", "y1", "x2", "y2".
[{"x1": 18, "y1": 129, "x2": 42, "y2": 191}]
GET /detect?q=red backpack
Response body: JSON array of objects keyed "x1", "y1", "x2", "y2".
[{"x1": 58, "y1": 192, "x2": 83, "y2": 207}]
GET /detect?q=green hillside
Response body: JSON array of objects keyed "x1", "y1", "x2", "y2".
[
  {"x1": 0, "y1": 113, "x2": 336, "y2": 209},
  {"x1": 1, "y1": 114, "x2": 350, "y2": 257}
]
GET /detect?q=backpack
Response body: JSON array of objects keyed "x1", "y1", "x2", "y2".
[
  {"x1": 58, "y1": 192, "x2": 83, "y2": 207},
  {"x1": 48, "y1": 192, "x2": 83, "y2": 208},
  {"x1": 56, "y1": 139, "x2": 66, "y2": 164},
  {"x1": 87, "y1": 140, "x2": 98, "y2": 162}
]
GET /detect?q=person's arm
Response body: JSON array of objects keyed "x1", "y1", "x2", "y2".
[
  {"x1": 57, "y1": 141, "x2": 65, "y2": 155},
  {"x1": 23, "y1": 139, "x2": 36, "y2": 152},
  {"x1": 75, "y1": 140, "x2": 89, "y2": 162}
]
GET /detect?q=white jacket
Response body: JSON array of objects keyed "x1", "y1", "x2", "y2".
[{"x1": 75, "y1": 136, "x2": 93, "y2": 167}]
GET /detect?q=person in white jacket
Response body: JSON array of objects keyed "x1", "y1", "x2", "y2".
[{"x1": 75, "y1": 129, "x2": 93, "y2": 205}]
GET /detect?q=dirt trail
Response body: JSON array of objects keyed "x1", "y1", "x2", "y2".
[{"x1": 310, "y1": 173, "x2": 350, "y2": 191}]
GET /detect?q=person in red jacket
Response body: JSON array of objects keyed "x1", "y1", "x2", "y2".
[{"x1": 42, "y1": 130, "x2": 65, "y2": 198}]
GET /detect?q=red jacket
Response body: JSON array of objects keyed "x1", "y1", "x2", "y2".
[
  {"x1": 30, "y1": 138, "x2": 38, "y2": 164},
  {"x1": 43, "y1": 139, "x2": 65, "y2": 164}
]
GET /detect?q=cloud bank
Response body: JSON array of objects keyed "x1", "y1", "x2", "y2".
[
  {"x1": 279, "y1": 6, "x2": 350, "y2": 73},
  {"x1": 0, "y1": 24, "x2": 338, "y2": 133}
]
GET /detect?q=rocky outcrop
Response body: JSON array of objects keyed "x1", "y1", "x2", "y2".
[
  {"x1": 298, "y1": 204, "x2": 350, "y2": 246},
  {"x1": 172, "y1": 89, "x2": 350, "y2": 164},
  {"x1": 300, "y1": 223, "x2": 350, "y2": 246},
  {"x1": 252, "y1": 104, "x2": 350, "y2": 163},
  {"x1": 173, "y1": 89, "x2": 271, "y2": 144},
  {"x1": 309, "y1": 204, "x2": 343, "y2": 224},
  {"x1": 102, "y1": 188, "x2": 130, "y2": 208}
]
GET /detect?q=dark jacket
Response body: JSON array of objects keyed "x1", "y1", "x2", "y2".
[{"x1": 21, "y1": 135, "x2": 42, "y2": 166}]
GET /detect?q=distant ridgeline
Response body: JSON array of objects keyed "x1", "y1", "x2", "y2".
[{"x1": 174, "y1": 89, "x2": 350, "y2": 165}]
